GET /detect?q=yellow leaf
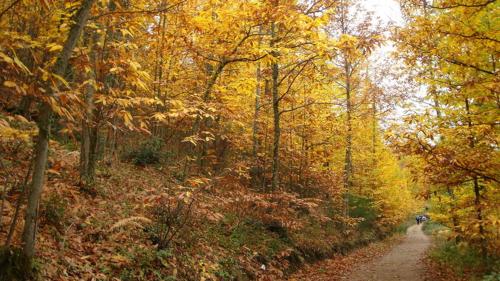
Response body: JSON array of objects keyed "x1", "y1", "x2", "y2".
[
  {"x1": 0, "y1": 52, "x2": 13, "y2": 64},
  {"x1": 52, "y1": 73, "x2": 69, "y2": 88},
  {"x1": 110, "y1": 254, "x2": 130, "y2": 265},
  {"x1": 48, "y1": 43, "x2": 63, "y2": 52},
  {"x1": 3, "y1": 81, "x2": 16, "y2": 88},
  {"x1": 109, "y1": 67, "x2": 123, "y2": 73},
  {"x1": 123, "y1": 111, "x2": 133, "y2": 128},
  {"x1": 152, "y1": 112, "x2": 166, "y2": 121}
]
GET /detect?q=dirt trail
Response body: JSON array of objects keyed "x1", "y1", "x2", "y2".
[{"x1": 343, "y1": 224, "x2": 431, "y2": 281}]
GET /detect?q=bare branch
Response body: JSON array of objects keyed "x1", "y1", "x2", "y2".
[
  {"x1": 90, "y1": 0, "x2": 187, "y2": 20},
  {"x1": 0, "y1": 0, "x2": 20, "y2": 20}
]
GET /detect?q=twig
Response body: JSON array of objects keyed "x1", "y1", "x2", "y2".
[
  {"x1": 0, "y1": 159, "x2": 8, "y2": 234},
  {"x1": 0, "y1": 0, "x2": 21, "y2": 20}
]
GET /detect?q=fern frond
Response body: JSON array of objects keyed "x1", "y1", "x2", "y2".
[{"x1": 109, "y1": 216, "x2": 152, "y2": 231}]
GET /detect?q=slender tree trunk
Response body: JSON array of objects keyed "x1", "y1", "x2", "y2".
[
  {"x1": 367, "y1": 84, "x2": 377, "y2": 194},
  {"x1": 152, "y1": 3, "x2": 168, "y2": 139},
  {"x1": 83, "y1": 0, "x2": 122, "y2": 182},
  {"x1": 80, "y1": 119, "x2": 99, "y2": 187},
  {"x1": 81, "y1": 54, "x2": 105, "y2": 187},
  {"x1": 87, "y1": 125, "x2": 99, "y2": 183},
  {"x1": 270, "y1": 21, "x2": 280, "y2": 191},
  {"x1": 371, "y1": 95, "x2": 376, "y2": 156},
  {"x1": 250, "y1": 26, "x2": 264, "y2": 188},
  {"x1": 21, "y1": 0, "x2": 95, "y2": 260},
  {"x1": 445, "y1": 186, "x2": 460, "y2": 241},
  {"x1": 288, "y1": 106, "x2": 295, "y2": 189},
  {"x1": 432, "y1": 88, "x2": 460, "y2": 241},
  {"x1": 473, "y1": 176, "x2": 486, "y2": 257},
  {"x1": 152, "y1": 1, "x2": 166, "y2": 99},
  {"x1": 465, "y1": 97, "x2": 487, "y2": 258},
  {"x1": 80, "y1": 32, "x2": 97, "y2": 186},
  {"x1": 80, "y1": 119, "x2": 91, "y2": 180},
  {"x1": 262, "y1": 80, "x2": 270, "y2": 191},
  {"x1": 343, "y1": 62, "x2": 353, "y2": 217},
  {"x1": 197, "y1": 61, "x2": 225, "y2": 172},
  {"x1": 156, "y1": 11, "x2": 167, "y2": 100},
  {"x1": 22, "y1": 104, "x2": 50, "y2": 258},
  {"x1": 252, "y1": 26, "x2": 263, "y2": 159}
]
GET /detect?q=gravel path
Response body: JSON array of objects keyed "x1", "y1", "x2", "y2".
[{"x1": 343, "y1": 224, "x2": 431, "y2": 281}]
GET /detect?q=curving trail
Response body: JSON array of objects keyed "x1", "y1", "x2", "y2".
[{"x1": 343, "y1": 224, "x2": 431, "y2": 281}]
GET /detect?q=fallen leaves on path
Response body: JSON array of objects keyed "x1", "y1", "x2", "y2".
[{"x1": 287, "y1": 235, "x2": 403, "y2": 281}]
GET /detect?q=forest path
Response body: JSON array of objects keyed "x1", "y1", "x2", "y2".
[{"x1": 342, "y1": 223, "x2": 431, "y2": 281}]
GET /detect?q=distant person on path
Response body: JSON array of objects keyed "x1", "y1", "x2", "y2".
[{"x1": 416, "y1": 214, "x2": 429, "y2": 225}]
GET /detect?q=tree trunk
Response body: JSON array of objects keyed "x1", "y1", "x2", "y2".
[
  {"x1": 252, "y1": 37, "x2": 262, "y2": 159},
  {"x1": 343, "y1": 61, "x2": 353, "y2": 217},
  {"x1": 152, "y1": 5, "x2": 168, "y2": 133},
  {"x1": 21, "y1": 0, "x2": 95, "y2": 260},
  {"x1": 270, "y1": 21, "x2": 280, "y2": 191},
  {"x1": 445, "y1": 186, "x2": 460, "y2": 242},
  {"x1": 432, "y1": 88, "x2": 461, "y2": 242},
  {"x1": 473, "y1": 176, "x2": 487, "y2": 258},
  {"x1": 367, "y1": 83, "x2": 377, "y2": 195},
  {"x1": 22, "y1": 103, "x2": 50, "y2": 259},
  {"x1": 197, "y1": 61, "x2": 225, "y2": 172},
  {"x1": 465, "y1": 97, "x2": 487, "y2": 258},
  {"x1": 252, "y1": 80, "x2": 261, "y2": 152},
  {"x1": 80, "y1": 32, "x2": 98, "y2": 186},
  {"x1": 250, "y1": 27, "x2": 263, "y2": 188},
  {"x1": 87, "y1": 125, "x2": 99, "y2": 183}
]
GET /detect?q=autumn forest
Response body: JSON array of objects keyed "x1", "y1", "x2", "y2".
[{"x1": 0, "y1": 0, "x2": 498, "y2": 280}]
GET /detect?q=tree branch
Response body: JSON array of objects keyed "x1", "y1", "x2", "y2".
[
  {"x1": 425, "y1": 0, "x2": 495, "y2": 9},
  {"x1": 90, "y1": 0, "x2": 187, "y2": 20},
  {"x1": 0, "y1": 0, "x2": 20, "y2": 20}
]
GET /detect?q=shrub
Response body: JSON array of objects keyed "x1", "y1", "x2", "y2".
[
  {"x1": 41, "y1": 193, "x2": 68, "y2": 229},
  {"x1": 145, "y1": 197, "x2": 195, "y2": 250},
  {"x1": 213, "y1": 257, "x2": 247, "y2": 281},
  {"x1": 118, "y1": 247, "x2": 175, "y2": 281},
  {"x1": 126, "y1": 138, "x2": 163, "y2": 166},
  {"x1": 349, "y1": 194, "x2": 378, "y2": 232},
  {"x1": 422, "y1": 220, "x2": 448, "y2": 235},
  {"x1": 482, "y1": 272, "x2": 500, "y2": 281},
  {"x1": 430, "y1": 240, "x2": 499, "y2": 278}
]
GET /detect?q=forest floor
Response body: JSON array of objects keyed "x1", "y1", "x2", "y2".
[{"x1": 289, "y1": 224, "x2": 431, "y2": 281}]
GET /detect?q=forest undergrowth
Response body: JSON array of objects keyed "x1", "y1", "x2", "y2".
[{"x1": 0, "y1": 137, "x2": 410, "y2": 280}]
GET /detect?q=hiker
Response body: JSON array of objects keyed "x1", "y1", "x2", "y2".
[{"x1": 416, "y1": 215, "x2": 421, "y2": 225}]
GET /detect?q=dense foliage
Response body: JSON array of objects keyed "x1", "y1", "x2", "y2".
[
  {"x1": 0, "y1": 0, "x2": 496, "y2": 280},
  {"x1": 394, "y1": 0, "x2": 499, "y2": 261}
]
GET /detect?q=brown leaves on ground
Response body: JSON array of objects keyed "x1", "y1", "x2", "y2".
[
  {"x1": 0, "y1": 144, "x2": 341, "y2": 280},
  {"x1": 422, "y1": 256, "x2": 469, "y2": 281}
]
